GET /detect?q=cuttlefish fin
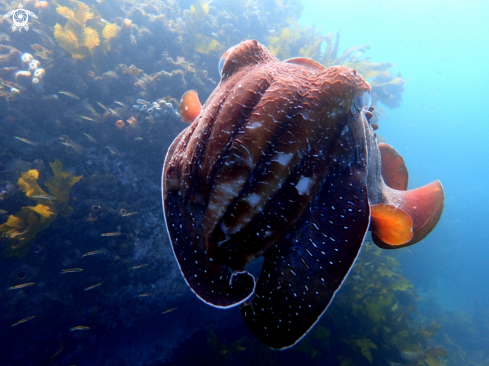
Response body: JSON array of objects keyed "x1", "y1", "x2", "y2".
[
  {"x1": 379, "y1": 143, "x2": 408, "y2": 191},
  {"x1": 179, "y1": 90, "x2": 202, "y2": 123},
  {"x1": 370, "y1": 204, "x2": 413, "y2": 246},
  {"x1": 374, "y1": 180, "x2": 444, "y2": 249},
  {"x1": 284, "y1": 57, "x2": 326, "y2": 70}
]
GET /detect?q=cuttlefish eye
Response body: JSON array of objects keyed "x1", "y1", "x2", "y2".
[
  {"x1": 351, "y1": 90, "x2": 372, "y2": 116},
  {"x1": 218, "y1": 47, "x2": 234, "y2": 76}
]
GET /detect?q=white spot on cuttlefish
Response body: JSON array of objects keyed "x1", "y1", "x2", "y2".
[
  {"x1": 295, "y1": 176, "x2": 314, "y2": 195},
  {"x1": 272, "y1": 152, "x2": 294, "y2": 166}
]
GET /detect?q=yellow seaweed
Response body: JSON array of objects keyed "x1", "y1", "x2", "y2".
[
  {"x1": 355, "y1": 338, "x2": 377, "y2": 363},
  {"x1": 54, "y1": 0, "x2": 115, "y2": 59},
  {"x1": 0, "y1": 160, "x2": 82, "y2": 257},
  {"x1": 0, "y1": 215, "x2": 23, "y2": 237},
  {"x1": 73, "y1": 1, "x2": 92, "y2": 27},
  {"x1": 391, "y1": 276, "x2": 413, "y2": 291},
  {"x1": 83, "y1": 27, "x2": 100, "y2": 49},
  {"x1": 102, "y1": 23, "x2": 117, "y2": 43},
  {"x1": 45, "y1": 160, "x2": 83, "y2": 217},
  {"x1": 28, "y1": 204, "x2": 54, "y2": 219},
  {"x1": 190, "y1": 0, "x2": 209, "y2": 22},
  {"x1": 56, "y1": 6, "x2": 75, "y2": 19},
  {"x1": 268, "y1": 21, "x2": 325, "y2": 61},
  {"x1": 193, "y1": 34, "x2": 223, "y2": 54},
  {"x1": 17, "y1": 169, "x2": 46, "y2": 198}
]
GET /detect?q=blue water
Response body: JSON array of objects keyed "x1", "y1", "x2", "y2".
[{"x1": 301, "y1": 0, "x2": 489, "y2": 312}]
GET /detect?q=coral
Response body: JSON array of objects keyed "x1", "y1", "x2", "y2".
[
  {"x1": 0, "y1": 160, "x2": 82, "y2": 257},
  {"x1": 54, "y1": 0, "x2": 117, "y2": 59}
]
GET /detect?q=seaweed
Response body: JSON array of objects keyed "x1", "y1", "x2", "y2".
[
  {"x1": 268, "y1": 21, "x2": 324, "y2": 60},
  {"x1": 268, "y1": 25, "x2": 405, "y2": 120},
  {"x1": 184, "y1": 0, "x2": 224, "y2": 55},
  {"x1": 54, "y1": 0, "x2": 117, "y2": 59},
  {"x1": 286, "y1": 241, "x2": 447, "y2": 365},
  {"x1": 45, "y1": 159, "x2": 83, "y2": 217},
  {"x1": 0, "y1": 160, "x2": 82, "y2": 257}
]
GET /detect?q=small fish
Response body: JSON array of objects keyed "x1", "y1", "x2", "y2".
[
  {"x1": 9, "y1": 226, "x2": 30, "y2": 238},
  {"x1": 405, "y1": 248, "x2": 416, "y2": 256},
  {"x1": 106, "y1": 146, "x2": 122, "y2": 156},
  {"x1": 130, "y1": 264, "x2": 148, "y2": 270},
  {"x1": 122, "y1": 211, "x2": 138, "y2": 217},
  {"x1": 83, "y1": 133, "x2": 97, "y2": 142},
  {"x1": 161, "y1": 307, "x2": 177, "y2": 314},
  {"x1": 101, "y1": 232, "x2": 121, "y2": 237},
  {"x1": 137, "y1": 99, "x2": 150, "y2": 105},
  {"x1": 80, "y1": 115, "x2": 99, "y2": 123},
  {"x1": 0, "y1": 209, "x2": 8, "y2": 214},
  {"x1": 113, "y1": 101, "x2": 127, "y2": 107},
  {"x1": 61, "y1": 141, "x2": 79, "y2": 149},
  {"x1": 108, "y1": 108, "x2": 121, "y2": 117},
  {"x1": 11, "y1": 315, "x2": 36, "y2": 327},
  {"x1": 58, "y1": 91, "x2": 80, "y2": 100},
  {"x1": 84, "y1": 283, "x2": 102, "y2": 291},
  {"x1": 14, "y1": 136, "x2": 39, "y2": 146},
  {"x1": 96, "y1": 102, "x2": 108, "y2": 111},
  {"x1": 134, "y1": 137, "x2": 143, "y2": 141},
  {"x1": 9, "y1": 282, "x2": 35, "y2": 290},
  {"x1": 61, "y1": 268, "x2": 83, "y2": 273},
  {"x1": 31, "y1": 194, "x2": 56, "y2": 200},
  {"x1": 70, "y1": 326, "x2": 90, "y2": 331},
  {"x1": 139, "y1": 293, "x2": 152, "y2": 297},
  {"x1": 81, "y1": 250, "x2": 105, "y2": 257}
]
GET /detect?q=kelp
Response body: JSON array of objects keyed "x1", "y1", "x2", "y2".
[
  {"x1": 190, "y1": 0, "x2": 210, "y2": 22},
  {"x1": 0, "y1": 160, "x2": 82, "y2": 257},
  {"x1": 287, "y1": 241, "x2": 447, "y2": 365},
  {"x1": 267, "y1": 25, "x2": 405, "y2": 118},
  {"x1": 45, "y1": 160, "x2": 83, "y2": 217},
  {"x1": 54, "y1": 0, "x2": 117, "y2": 59},
  {"x1": 436, "y1": 308, "x2": 489, "y2": 366},
  {"x1": 184, "y1": 0, "x2": 224, "y2": 55},
  {"x1": 268, "y1": 21, "x2": 325, "y2": 60}
]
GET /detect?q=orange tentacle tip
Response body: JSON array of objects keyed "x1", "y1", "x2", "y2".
[
  {"x1": 179, "y1": 90, "x2": 202, "y2": 123},
  {"x1": 370, "y1": 203, "x2": 413, "y2": 247}
]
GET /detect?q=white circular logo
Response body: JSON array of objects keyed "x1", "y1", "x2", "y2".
[{"x1": 3, "y1": 3, "x2": 38, "y2": 32}]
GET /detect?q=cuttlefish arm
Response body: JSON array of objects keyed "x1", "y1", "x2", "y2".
[{"x1": 370, "y1": 143, "x2": 444, "y2": 248}]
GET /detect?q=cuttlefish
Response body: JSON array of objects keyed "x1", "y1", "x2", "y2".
[{"x1": 162, "y1": 40, "x2": 444, "y2": 349}]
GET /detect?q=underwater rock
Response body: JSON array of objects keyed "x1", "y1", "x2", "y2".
[
  {"x1": 15, "y1": 70, "x2": 32, "y2": 88},
  {"x1": 0, "y1": 45, "x2": 21, "y2": 67},
  {"x1": 131, "y1": 98, "x2": 180, "y2": 123},
  {"x1": 21, "y1": 52, "x2": 34, "y2": 69}
]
